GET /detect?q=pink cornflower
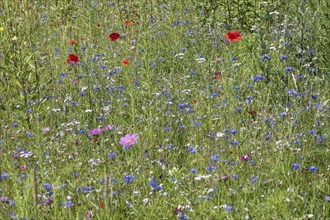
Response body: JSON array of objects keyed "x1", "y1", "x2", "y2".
[
  {"x1": 43, "y1": 127, "x2": 50, "y2": 134},
  {"x1": 102, "y1": 125, "x2": 113, "y2": 131},
  {"x1": 89, "y1": 128, "x2": 103, "y2": 136},
  {"x1": 86, "y1": 210, "x2": 94, "y2": 218},
  {"x1": 119, "y1": 133, "x2": 139, "y2": 149},
  {"x1": 241, "y1": 153, "x2": 251, "y2": 161}
]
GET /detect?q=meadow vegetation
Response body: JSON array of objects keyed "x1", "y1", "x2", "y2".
[{"x1": 0, "y1": 0, "x2": 329, "y2": 219}]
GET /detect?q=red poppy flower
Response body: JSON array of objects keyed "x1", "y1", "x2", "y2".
[
  {"x1": 247, "y1": 109, "x2": 256, "y2": 115},
  {"x1": 214, "y1": 71, "x2": 222, "y2": 79},
  {"x1": 96, "y1": 24, "x2": 101, "y2": 27},
  {"x1": 121, "y1": 58, "x2": 129, "y2": 65},
  {"x1": 225, "y1": 30, "x2": 242, "y2": 42},
  {"x1": 98, "y1": 201, "x2": 105, "y2": 209},
  {"x1": 124, "y1": 19, "x2": 134, "y2": 25},
  {"x1": 69, "y1": 39, "x2": 75, "y2": 45},
  {"x1": 67, "y1": 54, "x2": 79, "y2": 64},
  {"x1": 108, "y1": 33, "x2": 120, "y2": 41}
]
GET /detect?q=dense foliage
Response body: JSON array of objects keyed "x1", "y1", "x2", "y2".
[{"x1": 0, "y1": 0, "x2": 329, "y2": 219}]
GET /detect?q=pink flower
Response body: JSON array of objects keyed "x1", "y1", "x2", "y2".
[
  {"x1": 241, "y1": 153, "x2": 251, "y2": 161},
  {"x1": 86, "y1": 210, "x2": 94, "y2": 218},
  {"x1": 102, "y1": 125, "x2": 113, "y2": 131},
  {"x1": 89, "y1": 128, "x2": 103, "y2": 136},
  {"x1": 119, "y1": 133, "x2": 139, "y2": 149},
  {"x1": 43, "y1": 127, "x2": 50, "y2": 134}
]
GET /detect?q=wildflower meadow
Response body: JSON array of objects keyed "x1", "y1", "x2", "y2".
[{"x1": 0, "y1": 0, "x2": 329, "y2": 219}]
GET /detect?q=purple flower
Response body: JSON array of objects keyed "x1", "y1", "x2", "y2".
[
  {"x1": 221, "y1": 173, "x2": 228, "y2": 181},
  {"x1": 119, "y1": 133, "x2": 139, "y2": 149},
  {"x1": 43, "y1": 197, "x2": 53, "y2": 206},
  {"x1": 103, "y1": 124, "x2": 113, "y2": 131},
  {"x1": 0, "y1": 196, "x2": 9, "y2": 202},
  {"x1": 86, "y1": 210, "x2": 94, "y2": 218},
  {"x1": 43, "y1": 127, "x2": 50, "y2": 134},
  {"x1": 89, "y1": 127, "x2": 103, "y2": 136},
  {"x1": 241, "y1": 153, "x2": 251, "y2": 161}
]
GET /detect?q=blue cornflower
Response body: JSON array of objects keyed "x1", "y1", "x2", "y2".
[
  {"x1": 206, "y1": 166, "x2": 216, "y2": 172},
  {"x1": 149, "y1": 62, "x2": 156, "y2": 66},
  {"x1": 1, "y1": 173, "x2": 9, "y2": 179},
  {"x1": 83, "y1": 186, "x2": 93, "y2": 193},
  {"x1": 231, "y1": 129, "x2": 237, "y2": 135},
  {"x1": 188, "y1": 146, "x2": 197, "y2": 154},
  {"x1": 178, "y1": 214, "x2": 189, "y2": 220},
  {"x1": 309, "y1": 166, "x2": 317, "y2": 173},
  {"x1": 308, "y1": 130, "x2": 316, "y2": 135},
  {"x1": 280, "y1": 55, "x2": 287, "y2": 60},
  {"x1": 294, "y1": 139, "x2": 300, "y2": 144},
  {"x1": 279, "y1": 112, "x2": 286, "y2": 117},
  {"x1": 292, "y1": 163, "x2": 300, "y2": 170},
  {"x1": 190, "y1": 168, "x2": 197, "y2": 174},
  {"x1": 262, "y1": 54, "x2": 271, "y2": 60},
  {"x1": 226, "y1": 205, "x2": 234, "y2": 211},
  {"x1": 107, "y1": 152, "x2": 116, "y2": 159},
  {"x1": 316, "y1": 135, "x2": 325, "y2": 143},
  {"x1": 211, "y1": 154, "x2": 219, "y2": 161},
  {"x1": 8, "y1": 200, "x2": 16, "y2": 206},
  {"x1": 61, "y1": 200, "x2": 73, "y2": 207},
  {"x1": 42, "y1": 183, "x2": 53, "y2": 191},
  {"x1": 252, "y1": 75, "x2": 264, "y2": 81},
  {"x1": 149, "y1": 178, "x2": 162, "y2": 191},
  {"x1": 124, "y1": 175, "x2": 134, "y2": 183},
  {"x1": 60, "y1": 72, "x2": 67, "y2": 78},
  {"x1": 285, "y1": 66, "x2": 293, "y2": 71}
]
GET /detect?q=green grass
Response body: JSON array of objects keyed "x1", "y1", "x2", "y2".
[{"x1": 0, "y1": 0, "x2": 329, "y2": 219}]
